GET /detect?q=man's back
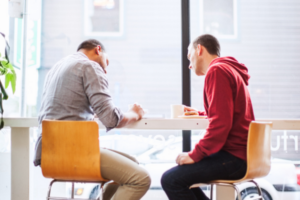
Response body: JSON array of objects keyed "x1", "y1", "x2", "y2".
[
  {"x1": 38, "y1": 52, "x2": 122, "y2": 130},
  {"x1": 38, "y1": 52, "x2": 94, "y2": 125},
  {"x1": 34, "y1": 52, "x2": 123, "y2": 166}
]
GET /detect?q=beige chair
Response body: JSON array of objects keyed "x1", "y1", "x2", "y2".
[
  {"x1": 41, "y1": 120, "x2": 111, "y2": 200},
  {"x1": 190, "y1": 121, "x2": 273, "y2": 200}
]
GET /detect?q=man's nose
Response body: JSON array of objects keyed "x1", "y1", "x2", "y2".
[{"x1": 188, "y1": 65, "x2": 192, "y2": 69}]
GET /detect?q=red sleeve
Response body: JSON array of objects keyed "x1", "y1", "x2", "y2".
[
  {"x1": 198, "y1": 111, "x2": 206, "y2": 116},
  {"x1": 188, "y1": 68, "x2": 234, "y2": 162}
]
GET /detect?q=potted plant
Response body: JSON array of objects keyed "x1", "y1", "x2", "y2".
[{"x1": 0, "y1": 32, "x2": 17, "y2": 129}]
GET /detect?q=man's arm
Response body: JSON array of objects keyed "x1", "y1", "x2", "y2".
[
  {"x1": 83, "y1": 62, "x2": 124, "y2": 130},
  {"x1": 84, "y1": 62, "x2": 146, "y2": 130},
  {"x1": 177, "y1": 68, "x2": 233, "y2": 165},
  {"x1": 188, "y1": 67, "x2": 234, "y2": 163}
]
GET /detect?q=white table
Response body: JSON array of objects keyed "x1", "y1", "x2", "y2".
[{"x1": 5, "y1": 117, "x2": 300, "y2": 200}]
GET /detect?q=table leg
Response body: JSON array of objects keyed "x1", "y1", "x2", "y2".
[
  {"x1": 216, "y1": 185, "x2": 235, "y2": 200},
  {"x1": 11, "y1": 127, "x2": 30, "y2": 200}
]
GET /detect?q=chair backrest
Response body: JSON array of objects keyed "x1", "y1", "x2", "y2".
[
  {"x1": 41, "y1": 120, "x2": 106, "y2": 181},
  {"x1": 244, "y1": 121, "x2": 273, "y2": 180}
]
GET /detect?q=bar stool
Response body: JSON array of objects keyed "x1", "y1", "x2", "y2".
[
  {"x1": 190, "y1": 121, "x2": 273, "y2": 200},
  {"x1": 41, "y1": 120, "x2": 112, "y2": 200}
]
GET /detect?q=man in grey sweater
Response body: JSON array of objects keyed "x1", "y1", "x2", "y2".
[{"x1": 34, "y1": 39, "x2": 151, "y2": 200}]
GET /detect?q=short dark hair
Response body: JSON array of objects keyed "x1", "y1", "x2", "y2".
[
  {"x1": 192, "y1": 34, "x2": 220, "y2": 57},
  {"x1": 77, "y1": 39, "x2": 106, "y2": 52}
]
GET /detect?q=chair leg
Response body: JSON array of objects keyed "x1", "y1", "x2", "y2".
[
  {"x1": 233, "y1": 184, "x2": 242, "y2": 200},
  {"x1": 210, "y1": 184, "x2": 213, "y2": 200},
  {"x1": 71, "y1": 182, "x2": 75, "y2": 199},
  {"x1": 46, "y1": 180, "x2": 57, "y2": 200},
  {"x1": 96, "y1": 183, "x2": 105, "y2": 200},
  {"x1": 94, "y1": 182, "x2": 107, "y2": 200},
  {"x1": 213, "y1": 183, "x2": 241, "y2": 200},
  {"x1": 250, "y1": 180, "x2": 264, "y2": 200}
]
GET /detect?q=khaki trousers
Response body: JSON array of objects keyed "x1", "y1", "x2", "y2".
[{"x1": 100, "y1": 148, "x2": 151, "y2": 200}]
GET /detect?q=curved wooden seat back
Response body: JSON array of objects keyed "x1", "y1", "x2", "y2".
[
  {"x1": 190, "y1": 121, "x2": 273, "y2": 196},
  {"x1": 41, "y1": 120, "x2": 106, "y2": 181},
  {"x1": 243, "y1": 121, "x2": 273, "y2": 180}
]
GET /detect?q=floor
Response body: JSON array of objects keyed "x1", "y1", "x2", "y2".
[{"x1": 141, "y1": 190, "x2": 168, "y2": 200}]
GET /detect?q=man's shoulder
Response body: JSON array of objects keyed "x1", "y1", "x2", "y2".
[
  {"x1": 71, "y1": 53, "x2": 104, "y2": 71},
  {"x1": 72, "y1": 52, "x2": 94, "y2": 66},
  {"x1": 68, "y1": 53, "x2": 105, "y2": 74},
  {"x1": 50, "y1": 53, "x2": 89, "y2": 68},
  {"x1": 205, "y1": 63, "x2": 235, "y2": 85},
  {"x1": 207, "y1": 63, "x2": 229, "y2": 76}
]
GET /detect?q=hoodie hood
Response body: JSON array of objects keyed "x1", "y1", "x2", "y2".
[{"x1": 210, "y1": 56, "x2": 250, "y2": 85}]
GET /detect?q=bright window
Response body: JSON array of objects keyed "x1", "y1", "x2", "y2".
[
  {"x1": 200, "y1": 0, "x2": 238, "y2": 39},
  {"x1": 84, "y1": 0, "x2": 124, "y2": 37}
]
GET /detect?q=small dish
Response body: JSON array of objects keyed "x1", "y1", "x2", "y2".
[{"x1": 177, "y1": 115, "x2": 207, "y2": 119}]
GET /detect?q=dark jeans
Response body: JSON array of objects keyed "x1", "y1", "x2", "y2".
[{"x1": 161, "y1": 151, "x2": 247, "y2": 200}]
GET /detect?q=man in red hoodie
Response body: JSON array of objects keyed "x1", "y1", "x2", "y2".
[{"x1": 161, "y1": 34, "x2": 255, "y2": 200}]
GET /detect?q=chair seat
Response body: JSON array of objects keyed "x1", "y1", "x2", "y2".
[
  {"x1": 52, "y1": 179, "x2": 111, "y2": 183},
  {"x1": 209, "y1": 178, "x2": 253, "y2": 184},
  {"x1": 46, "y1": 174, "x2": 110, "y2": 182},
  {"x1": 190, "y1": 178, "x2": 253, "y2": 189}
]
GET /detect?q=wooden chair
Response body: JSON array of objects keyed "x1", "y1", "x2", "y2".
[
  {"x1": 190, "y1": 121, "x2": 273, "y2": 200},
  {"x1": 41, "y1": 120, "x2": 111, "y2": 200}
]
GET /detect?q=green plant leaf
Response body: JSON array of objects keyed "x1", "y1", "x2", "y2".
[
  {"x1": 0, "y1": 66, "x2": 6, "y2": 76},
  {"x1": 11, "y1": 72, "x2": 16, "y2": 93},
  {"x1": 0, "y1": 54, "x2": 17, "y2": 94},
  {"x1": 0, "y1": 58, "x2": 8, "y2": 64},
  {"x1": 5, "y1": 73, "x2": 10, "y2": 88},
  {"x1": 5, "y1": 72, "x2": 16, "y2": 94},
  {"x1": 6, "y1": 62, "x2": 14, "y2": 71},
  {"x1": 0, "y1": 60, "x2": 13, "y2": 70}
]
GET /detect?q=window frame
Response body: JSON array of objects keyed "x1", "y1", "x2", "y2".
[
  {"x1": 83, "y1": 0, "x2": 124, "y2": 37},
  {"x1": 199, "y1": 0, "x2": 238, "y2": 39}
]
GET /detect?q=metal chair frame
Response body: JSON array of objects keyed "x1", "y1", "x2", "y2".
[
  {"x1": 207, "y1": 179, "x2": 263, "y2": 200},
  {"x1": 46, "y1": 180, "x2": 108, "y2": 200}
]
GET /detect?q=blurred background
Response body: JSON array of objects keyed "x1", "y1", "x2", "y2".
[{"x1": 0, "y1": 0, "x2": 299, "y2": 199}]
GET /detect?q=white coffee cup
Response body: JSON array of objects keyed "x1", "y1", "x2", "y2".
[{"x1": 170, "y1": 104, "x2": 184, "y2": 119}]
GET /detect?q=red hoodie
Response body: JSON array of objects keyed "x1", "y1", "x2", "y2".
[{"x1": 188, "y1": 57, "x2": 255, "y2": 162}]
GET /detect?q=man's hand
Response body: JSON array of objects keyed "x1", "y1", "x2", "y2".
[
  {"x1": 129, "y1": 104, "x2": 145, "y2": 120},
  {"x1": 117, "y1": 104, "x2": 145, "y2": 128},
  {"x1": 176, "y1": 153, "x2": 195, "y2": 165}
]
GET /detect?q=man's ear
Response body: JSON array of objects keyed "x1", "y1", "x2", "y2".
[
  {"x1": 95, "y1": 45, "x2": 101, "y2": 55},
  {"x1": 197, "y1": 44, "x2": 202, "y2": 56}
]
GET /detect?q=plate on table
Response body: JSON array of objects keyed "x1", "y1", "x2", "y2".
[{"x1": 177, "y1": 115, "x2": 207, "y2": 119}]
